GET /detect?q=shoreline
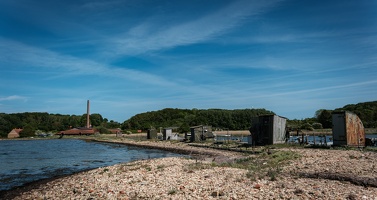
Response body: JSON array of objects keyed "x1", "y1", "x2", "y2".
[
  {"x1": 88, "y1": 138, "x2": 246, "y2": 164},
  {"x1": 0, "y1": 168, "x2": 95, "y2": 199},
  {"x1": 0, "y1": 137, "x2": 242, "y2": 199},
  {"x1": 1, "y1": 136, "x2": 377, "y2": 199}
]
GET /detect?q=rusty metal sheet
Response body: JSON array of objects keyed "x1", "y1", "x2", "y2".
[{"x1": 345, "y1": 112, "x2": 365, "y2": 147}]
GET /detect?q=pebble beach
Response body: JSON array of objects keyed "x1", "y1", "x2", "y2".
[{"x1": 1, "y1": 137, "x2": 377, "y2": 200}]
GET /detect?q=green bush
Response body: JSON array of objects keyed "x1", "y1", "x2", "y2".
[
  {"x1": 312, "y1": 122, "x2": 323, "y2": 129},
  {"x1": 97, "y1": 126, "x2": 110, "y2": 134},
  {"x1": 300, "y1": 123, "x2": 314, "y2": 131}
]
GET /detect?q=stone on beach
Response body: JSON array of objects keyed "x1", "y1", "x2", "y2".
[{"x1": 3, "y1": 139, "x2": 377, "y2": 199}]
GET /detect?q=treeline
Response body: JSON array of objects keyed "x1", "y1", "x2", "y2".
[
  {"x1": 1, "y1": 101, "x2": 376, "y2": 137},
  {"x1": 122, "y1": 101, "x2": 377, "y2": 131},
  {"x1": 289, "y1": 101, "x2": 377, "y2": 130},
  {"x1": 316, "y1": 100, "x2": 377, "y2": 128},
  {"x1": 121, "y1": 108, "x2": 274, "y2": 131},
  {"x1": 0, "y1": 112, "x2": 120, "y2": 137}
]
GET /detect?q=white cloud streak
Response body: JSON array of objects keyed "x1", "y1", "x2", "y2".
[
  {"x1": 0, "y1": 95, "x2": 27, "y2": 101},
  {"x1": 110, "y1": 0, "x2": 283, "y2": 55},
  {"x1": 0, "y1": 38, "x2": 173, "y2": 86}
]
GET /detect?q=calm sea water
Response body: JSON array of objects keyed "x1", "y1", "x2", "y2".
[{"x1": 0, "y1": 139, "x2": 183, "y2": 191}]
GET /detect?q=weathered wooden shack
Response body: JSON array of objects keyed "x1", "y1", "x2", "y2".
[
  {"x1": 332, "y1": 111, "x2": 365, "y2": 147},
  {"x1": 147, "y1": 129, "x2": 157, "y2": 139},
  {"x1": 249, "y1": 115, "x2": 287, "y2": 145},
  {"x1": 163, "y1": 128, "x2": 173, "y2": 140},
  {"x1": 189, "y1": 125, "x2": 213, "y2": 142}
]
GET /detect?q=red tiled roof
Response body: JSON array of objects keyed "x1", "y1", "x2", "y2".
[
  {"x1": 61, "y1": 128, "x2": 95, "y2": 135},
  {"x1": 13, "y1": 128, "x2": 23, "y2": 133},
  {"x1": 108, "y1": 128, "x2": 122, "y2": 134}
]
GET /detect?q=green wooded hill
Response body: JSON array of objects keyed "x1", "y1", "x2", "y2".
[
  {"x1": 121, "y1": 108, "x2": 274, "y2": 131},
  {"x1": 334, "y1": 100, "x2": 377, "y2": 128},
  {"x1": 298, "y1": 100, "x2": 377, "y2": 130},
  {"x1": 1, "y1": 100, "x2": 376, "y2": 137},
  {"x1": 123, "y1": 100, "x2": 377, "y2": 131}
]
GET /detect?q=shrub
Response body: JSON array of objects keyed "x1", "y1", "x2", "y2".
[
  {"x1": 312, "y1": 122, "x2": 323, "y2": 129},
  {"x1": 300, "y1": 123, "x2": 314, "y2": 131}
]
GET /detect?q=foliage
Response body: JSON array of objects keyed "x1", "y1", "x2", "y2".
[
  {"x1": 300, "y1": 122, "x2": 314, "y2": 131},
  {"x1": 312, "y1": 122, "x2": 323, "y2": 129},
  {"x1": 287, "y1": 117, "x2": 317, "y2": 129},
  {"x1": 0, "y1": 112, "x2": 121, "y2": 137},
  {"x1": 311, "y1": 101, "x2": 377, "y2": 129},
  {"x1": 1, "y1": 100, "x2": 376, "y2": 137},
  {"x1": 317, "y1": 109, "x2": 333, "y2": 128},
  {"x1": 220, "y1": 150, "x2": 300, "y2": 181},
  {"x1": 178, "y1": 123, "x2": 190, "y2": 133},
  {"x1": 335, "y1": 101, "x2": 377, "y2": 128},
  {"x1": 20, "y1": 124, "x2": 36, "y2": 137},
  {"x1": 288, "y1": 101, "x2": 377, "y2": 129},
  {"x1": 121, "y1": 108, "x2": 274, "y2": 131},
  {"x1": 96, "y1": 126, "x2": 110, "y2": 134}
]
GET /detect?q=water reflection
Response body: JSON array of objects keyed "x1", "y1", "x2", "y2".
[{"x1": 0, "y1": 139, "x2": 183, "y2": 191}]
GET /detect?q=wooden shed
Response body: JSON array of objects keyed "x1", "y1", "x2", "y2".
[
  {"x1": 163, "y1": 128, "x2": 173, "y2": 140},
  {"x1": 332, "y1": 111, "x2": 365, "y2": 147},
  {"x1": 249, "y1": 115, "x2": 287, "y2": 145},
  {"x1": 189, "y1": 125, "x2": 213, "y2": 142},
  {"x1": 108, "y1": 128, "x2": 123, "y2": 137},
  {"x1": 8, "y1": 128, "x2": 23, "y2": 138},
  {"x1": 147, "y1": 129, "x2": 158, "y2": 139}
]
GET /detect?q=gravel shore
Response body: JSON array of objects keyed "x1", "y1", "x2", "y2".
[{"x1": 2, "y1": 138, "x2": 377, "y2": 199}]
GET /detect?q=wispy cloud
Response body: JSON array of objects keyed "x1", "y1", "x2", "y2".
[
  {"x1": 80, "y1": 0, "x2": 124, "y2": 10},
  {"x1": 0, "y1": 0, "x2": 375, "y2": 121},
  {"x1": 0, "y1": 38, "x2": 173, "y2": 86},
  {"x1": 0, "y1": 95, "x2": 27, "y2": 101},
  {"x1": 110, "y1": 0, "x2": 283, "y2": 55}
]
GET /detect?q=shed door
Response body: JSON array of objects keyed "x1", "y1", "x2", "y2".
[{"x1": 332, "y1": 113, "x2": 346, "y2": 145}]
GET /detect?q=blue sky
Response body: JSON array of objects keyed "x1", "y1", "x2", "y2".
[{"x1": 1, "y1": 0, "x2": 376, "y2": 123}]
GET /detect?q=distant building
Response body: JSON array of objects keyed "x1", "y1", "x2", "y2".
[
  {"x1": 108, "y1": 128, "x2": 121, "y2": 134},
  {"x1": 8, "y1": 128, "x2": 23, "y2": 138},
  {"x1": 147, "y1": 128, "x2": 158, "y2": 139},
  {"x1": 60, "y1": 100, "x2": 96, "y2": 136},
  {"x1": 109, "y1": 128, "x2": 123, "y2": 137},
  {"x1": 189, "y1": 125, "x2": 213, "y2": 142},
  {"x1": 60, "y1": 127, "x2": 95, "y2": 135},
  {"x1": 163, "y1": 128, "x2": 173, "y2": 140}
]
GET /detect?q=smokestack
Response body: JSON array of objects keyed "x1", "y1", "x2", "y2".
[{"x1": 86, "y1": 100, "x2": 90, "y2": 128}]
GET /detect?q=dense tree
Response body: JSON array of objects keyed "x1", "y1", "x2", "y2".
[
  {"x1": 122, "y1": 108, "x2": 274, "y2": 131},
  {"x1": 0, "y1": 112, "x2": 120, "y2": 137},
  {"x1": 308, "y1": 101, "x2": 377, "y2": 129},
  {"x1": 90, "y1": 113, "x2": 104, "y2": 127},
  {"x1": 316, "y1": 109, "x2": 333, "y2": 128},
  {"x1": 178, "y1": 122, "x2": 190, "y2": 133},
  {"x1": 20, "y1": 124, "x2": 36, "y2": 137},
  {"x1": 336, "y1": 101, "x2": 377, "y2": 128},
  {"x1": 0, "y1": 100, "x2": 376, "y2": 137}
]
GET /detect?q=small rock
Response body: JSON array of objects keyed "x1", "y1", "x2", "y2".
[{"x1": 210, "y1": 191, "x2": 224, "y2": 197}]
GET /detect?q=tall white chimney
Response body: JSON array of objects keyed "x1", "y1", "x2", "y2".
[{"x1": 86, "y1": 100, "x2": 90, "y2": 128}]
